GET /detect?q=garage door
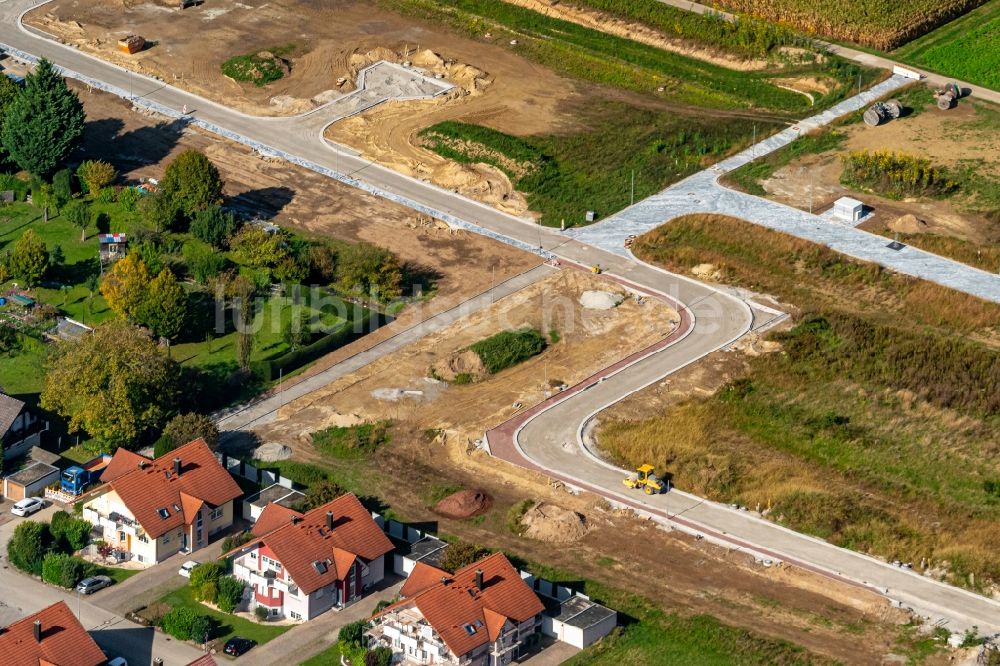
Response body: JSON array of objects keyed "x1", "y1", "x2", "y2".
[{"x1": 4, "y1": 480, "x2": 25, "y2": 502}]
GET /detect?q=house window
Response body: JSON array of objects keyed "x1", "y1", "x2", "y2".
[
  {"x1": 138, "y1": 534, "x2": 148, "y2": 543},
  {"x1": 290, "y1": 611, "x2": 301, "y2": 620},
  {"x1": 209, "y1": 507, "x2": 224, "y2": 521},
  {"x1": 163, "y1": 533, "x2": 171, "y2": 544},
  {"x1": 270, "y1": 608, "x2": 279, "y2": 616},
  {"x1": 157, "y1": 508, "x2": 170, "y2": 519},
  {"x1": 119, "y1": 531, "x2": 126, "y2": 543},
  {"x1": 137, "y1": 554, "x2": 144, "y2": 563}
]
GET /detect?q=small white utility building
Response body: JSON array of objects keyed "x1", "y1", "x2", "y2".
[{"x1": 833, "y1": 197, "x2": 864, "y2": 223}]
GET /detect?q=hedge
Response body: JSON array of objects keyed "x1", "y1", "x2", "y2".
[{"x1": 470, "y1": 328, "x2": 546, "y2": 374}]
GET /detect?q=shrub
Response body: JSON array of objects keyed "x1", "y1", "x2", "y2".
[
  {"x1": 312, "y1": 422, "x2": 391, "y2": 457},
  {"x1": 220, "y1": 530, "x2": 254, "y2": 555},
  {"x1": 160, "y1": 607, "x2": 198, "y2": 640},
  {"x1": 254, "y1": 605, "x2": 269, "y2": 621},
  {"x1": 190, "y1": 206, "x2": 238, "y2": 249},
  {"x1": 339, "y1": 619, "x2": 368, "y2": 647},
  {"x1": 221, "y1": 51, "x2": 288, "y2": 87},
  {"x1": 52, "y1": 168, "x2": 73, "y2": 204},
  {"x1": 7, "y1": 521, "x2": 52, "y2": 575},
  {"x1": 190, "y1": 560, "x2": 227, "y2": 602},
  {"x1": 50, "y1": 510, "x2": 94, "y2": 551},
  {"x1": 189, "y1": 615, "x2": 215, "y2": 643},
  {"x1": 335, "y1": 242, "x2": 402, "y2": 301},
  {"x1": 42, "y1": 553, "x2": 92, "y2": 588},
  {"x1": 77, "y1": 160, "x2": 117, "y2": 195},
  {"x1": 365, "y1": 646, "x2": 393, "y2": 666},
  {"x1": 161, "y1": 150, "x2": 224, "y2": 219},
  {"x1": 293, "y1": 479, "x2": 346, "y2": 511},
  {"x1": 841, "y1": 150, "x2": 958, "y2": 199},
  {"x1": 163, "y1": 412, "x2": 219, "y2": 450},
  {"x1": 153, "y1": 434, "x2": 175, "y2": 459},
  {"x1": 217, "y1": 575, "x2": 245, "y2": 614},
  {"x1": 182, "y1": 240, "x2": 227, "y2": 283},
  {"x1": 439, "y1": 542, "x2": 491, "y2": 573},
  {"x1": 470, "y1": 328, "x2": 546, "y2": 374}
]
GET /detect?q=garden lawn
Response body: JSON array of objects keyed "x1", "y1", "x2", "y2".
[
  {"x1": 299, "y1": 642, "x2": 343, "y2": 666},
  {"x1": 158, "y1": 586, "x2": 290, "y2": 646},
  {"x1": 99, "y1": 565, "x2": 142, "y2": 585}
]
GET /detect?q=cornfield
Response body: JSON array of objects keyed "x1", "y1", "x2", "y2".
[
  {"x1": 840, "y1": 150, "x2": 957, "y2": 199},
  {"x1": 709, "y1": 0, "x2": 990, "y2": 50}
]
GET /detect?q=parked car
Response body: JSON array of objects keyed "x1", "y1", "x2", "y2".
[
  {"x1": 107, "y1": 657, "x2": 128, "y2": 666},
  {"x1": 223, "y1": 637, "x2": 256, "y2": 657},
  {"x1": 178, "y1": 560, "x2": 200, "y2": 578},
  {"x1": 10, "y1": 497, "x2": 44, "y2": 517},
  {"x1": 76, "y1": 575, "x2": 112, "y2": 595}
]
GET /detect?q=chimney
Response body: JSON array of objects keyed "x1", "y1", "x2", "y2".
[
  {"x1": 173, "y1": 457, "x2": 182, "y2": 477},
  {"x1": 290, "y1": 515, "x2": 301, "y2": 525},
  {"x1": 325, "y1": 511, "x2": 334, "y2": 531},
  {"x1": 33, "y1": 620, "x2": 41, "y2": 643},
  {"x1": 475, "y1": 569, "x2": 484, "y2": 591},
  {"x1": 440, "y1": 576, "x2": 449, "y2": 586},
  {"x1": 138, "y1": 461, "x2": 148, "y2": 470}
]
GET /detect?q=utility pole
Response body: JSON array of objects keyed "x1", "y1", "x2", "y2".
[
  {"x1": 752, "y1": 124, "x2": 756, "y2": 158},
  {"x1": 630, "y1": 170, "x2": 635, "y2": 206}
]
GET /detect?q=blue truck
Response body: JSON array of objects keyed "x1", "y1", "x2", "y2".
[{"x1": 61, "y1": 453, "x2": 112, "y2": 496}]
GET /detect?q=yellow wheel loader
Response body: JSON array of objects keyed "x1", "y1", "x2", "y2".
[{"x1": 623, "y1": 464, "x2": 666, "y2": 495}]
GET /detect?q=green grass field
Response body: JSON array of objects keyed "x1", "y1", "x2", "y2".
[
  {"x1": 158, "y1": 586, "x2": 290, "y2": 646},
  {"x1": 893, "y1": 0, "x2": 1000, "y2": 90},
  {"x1": 619, "y1": 214, "x2": 1000, "y2": 591}
]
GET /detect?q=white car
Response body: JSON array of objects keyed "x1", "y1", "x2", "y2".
[
  {"x1": 178, "y1": 560, "x2": 200, "y2": 578},
  {"x1": 10, "y1": 497, "x2": 44, "y2": 517}
]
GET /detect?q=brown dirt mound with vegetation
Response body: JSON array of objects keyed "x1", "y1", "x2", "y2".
[
  {"x1": 520, "y1": 502, "x2": 588, "y2": 543},
  {"x1": 435, "y1": 489, "x2": 493, "y2": 519},
  {"x1": 431, "y1": 349, "x2": 486, "y2": 382}
]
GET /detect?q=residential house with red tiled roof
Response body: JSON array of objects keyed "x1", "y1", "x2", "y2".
[
  {"x1": 368, "y1": 553, "x2": 544, "y2": 666},
  {"x1": 0, "y1": 601, "x2": 106, "y2": 666},
  {"x1": 81, "y1": 438, "x2": 242, "y2": 565},
  {"x1": 227, "y1": 493, "x2": 394, "y2": 621}
]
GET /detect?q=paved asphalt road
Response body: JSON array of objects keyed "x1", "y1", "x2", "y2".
[
  {"x1": 2, "y1": 0, "x2": 999, "y2": 641},
  {"x1": 0, "y1": 502, "x2": 203, "y2": 666}
]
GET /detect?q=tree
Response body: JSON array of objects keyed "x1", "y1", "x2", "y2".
[
  {"x1": 163, "y1": 412, "x2": 219, "y2": 450},
  {"x1": 190, "y1": 615, "x2": 215, "y2": 644},
  {"x1": 52, "y1": 168, "x2": 73, "y2": 205},
  {"x1": 161, "y1": 150, "x2": 223, "y2": 219},
  {"x1": 220, "y1": 531, "x2": 254, "y2": 555},
  {"x1": 295, "y1": 479, "x2": 345, "y2": 511},
  {"x1": 77, "y1": 160, "x2": 117, "y2": 196},
  {"x1": 138, "y1": 268, "x2": 188, "y2": 340},
  {"x1": 7, "y1": 521, "x2": 52, "y2": 575},
  {"x1": 217, "y1": 576, "x2": 244, "y2": 614},
  {"x1": 8, "y1": 229, "x2": 49, "y2": 286},
  {"x1": 137, "y1": 191, "x2": 179, "y2": 232},
  {"x1": 273, "y1": 255, "x2": 308, "y2": 284},
  {"x1": 49, "y1": 512, "x2": 94, "y2": 551},
  {"x1": 0, "y1": 325, "x2": 18, "y2": 354},
  {"x1": 101, "y1": 254, "x2": 151, "y2": 321},
  {"x1": 335, "y1": 243, "x2": 402, "y2": 301},
  {"x1": 1, "y1": 58, "x2": 85, "y2": 177},
  {"x1": 40, "y1": 320, "x2": 181, "y2": 448},
  {"x1": 190, "y1": 560, "x2": 226, "y2": 602},
  {"x1": 65, "y1": 199, "x2": 90, "y2": 241},
  {"x1": 339, "y1": 619, "x2": 368, "y2": 648},
  {"x1": 191, "y1": 206, "x2": 238, "y2": 248},
  {"x1": 0, "y1": 73, "x2": 20, "y2": 118},
  {"x1": 282, "y1": 308, "x2": 310, "y2": 351},
  {"x1": 182, "y1": 241, "x2": 226, "y2": 283},
  {"x1": 232, "y1": 276, "x2": 256, "y2": 372},
  {"x1": 308, "y1": 244, "x2": 337, "y2": 284},
  {"x1": 229, "y1": 225, "x2": 288, "y2": 268},
  {"x1": 439, "y1": 542, "x2": 491, "y2": 573},
  {"x1": 50, "y1": 245, "x2": 65, "y2": 268},
  {"x1": 365, "y1": 647, "x2": 393, "y2": 666}
]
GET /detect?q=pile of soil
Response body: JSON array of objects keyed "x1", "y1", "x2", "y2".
[
  {"x1": 431, "y1": 349, "x2": 486, "y2": 382},
  {"x1": 889, "y1": 213, "x2": 929, "y2": 234},
  {"x1": 519, "y1": 502, "x2": 588, "y2": 543},
  {"x1": 579, "y1": 290, "x2": 624, "y2": 310},
  {"x1": 435, "y1": 489, "x2": 493, "y2": 519},
  {"x1": 254, "y1": 442, "x2": 292, "y2": 462}
]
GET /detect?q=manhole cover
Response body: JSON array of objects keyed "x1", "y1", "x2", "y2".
[{"x1": 886, "y1": 241, "x2": 906, "y2": 251}]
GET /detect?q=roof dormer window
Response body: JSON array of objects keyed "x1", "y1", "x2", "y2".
[{"x1": 157, "y1": 508, "x2": 170, "y2": 519}]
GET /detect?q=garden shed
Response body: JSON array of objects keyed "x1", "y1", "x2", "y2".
[
  {"x1": 98, "y1": 233, "x2": 128, "y2": 263},
  {"x1": 833, "y1": 197, "x2": 864, "y2": 223},
  {"x1": 3, "y1": 460, "x2": 59, "y2": 501}
]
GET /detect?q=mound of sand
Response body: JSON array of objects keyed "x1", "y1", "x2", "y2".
[
  {"x1": 435, "y1": 489, "x2": 493, "y2": 519},
  {"x1": 889, "y1": 214, "x2": 929, "y2": 235},
  {"x1": 579, "y1": 290, "x2": 624, "y2": 310},
  {"x1": 431, "y1": 349, "x2": 486, "y2": 382},
  {"x1": 692, "y1": 263, "x2": 722, "y2": 281},
  {"x1": 519, "y1": 502, "x2": 587, "y2": 543},
  {"x1": 253, "y1": 442, "x2": 292, "y2": 462}
]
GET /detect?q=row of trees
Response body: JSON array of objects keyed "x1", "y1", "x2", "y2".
[{"x1": 7, "y1": 511, "x2": 96, "y2": 590}]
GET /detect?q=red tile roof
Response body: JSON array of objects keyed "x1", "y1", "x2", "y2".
[
  {"x1": 239, "y1": 494, "x2": 393, "y2": 595},
  {"x1": 0, "y1": 601, "x2": 106, "y2": 666},
  {"x1": 100, "y1": 448, "x2": 147, "y2": 484},
  {"x1": 385, "y1": 553, "x2": 543, "y2": 658},
  {"x1": 185, "y1": 656, "x2": 219, "y2": 666},
  {"x1": 107, "y1": 439, "x2": 242, "y2": 539},
  {"x1": 251, "y1": 503, "x2": 302, "y2": 537},
  {"x1": 400, "y1": 561, "x2": 449, "y2": 598}
]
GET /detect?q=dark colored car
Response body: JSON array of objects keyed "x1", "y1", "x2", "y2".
[
  {"x1": 223, "y1": 637, "x2": 256, "y2": 657},
  {"x1": 76, "y1": 575, "x2": 112, "y2": 595}
]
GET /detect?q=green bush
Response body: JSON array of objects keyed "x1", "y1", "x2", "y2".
[
  {"x1": 470, "y1": 328, "x2": 546, "y2": 374},
  {"x1": 220, "y1": 531, "x2": 254, "y2": 555},
  {"x1": 339, "y1": 619, "x2": 368, "y2": 647},
  {"x1": 41, "y1": 553, "x2": 92, "y2": 588},
  {"x1": 221, "y1": 51, "x2": 288, "y2": 87},
  {"x1": 254, "y1": 605, "x2": 269, "y2": 621},
  {"x1": 189, "y1": 614, "x2": 215, "y2": 643},
  {"x1": 439, "y1": 542, "x2": 491, "y2": 573},
  {"x1": 7, "y1": 521, "x2": 52, "y2": 575},
  {"x1": 190, "y1": 561, "x2": 227, "y2": 602},
  {"x1": 50, "y1": 511, "x2": 95, "y2": 552},
  {"x1": 217, "y1": 575, "x2": 245, "y2": 614},
  {"x1": 365, "y1": 646, "x2": 393, "y2": 666},
  {"x1": 311, "y1": 422, "x2": 391, "y2": 458},
  {"x1": 153, "y1": 434, "x2": 175, "y2": 459},
  {"x1": 841, "y1": 150, "x2": 958, "y2": 199},
  {"x1": 52, "y1": 168, "x2": 73, "y2": 204},
  {"x1": 160, "y1": 607, "x2": 199, "y2": 640}
]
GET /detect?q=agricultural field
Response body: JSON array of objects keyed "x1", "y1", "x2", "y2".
[
  {"x1": 611, "y1": 214, "x2": 1000, "y2": 594},
  {"x1": 893, "y1": 0, "x2": 1000, "y2": 90},
  {"x1": 723, "y1": 84, "x2": 1000, "y2": 271},
  {"x1": 705, "y1": 0, "x2": 991, "y2": 51}
]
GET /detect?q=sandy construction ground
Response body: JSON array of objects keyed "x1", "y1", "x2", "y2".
[{"x1": 761, "y1": 96, "x2": 1000, "y2": 243}]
